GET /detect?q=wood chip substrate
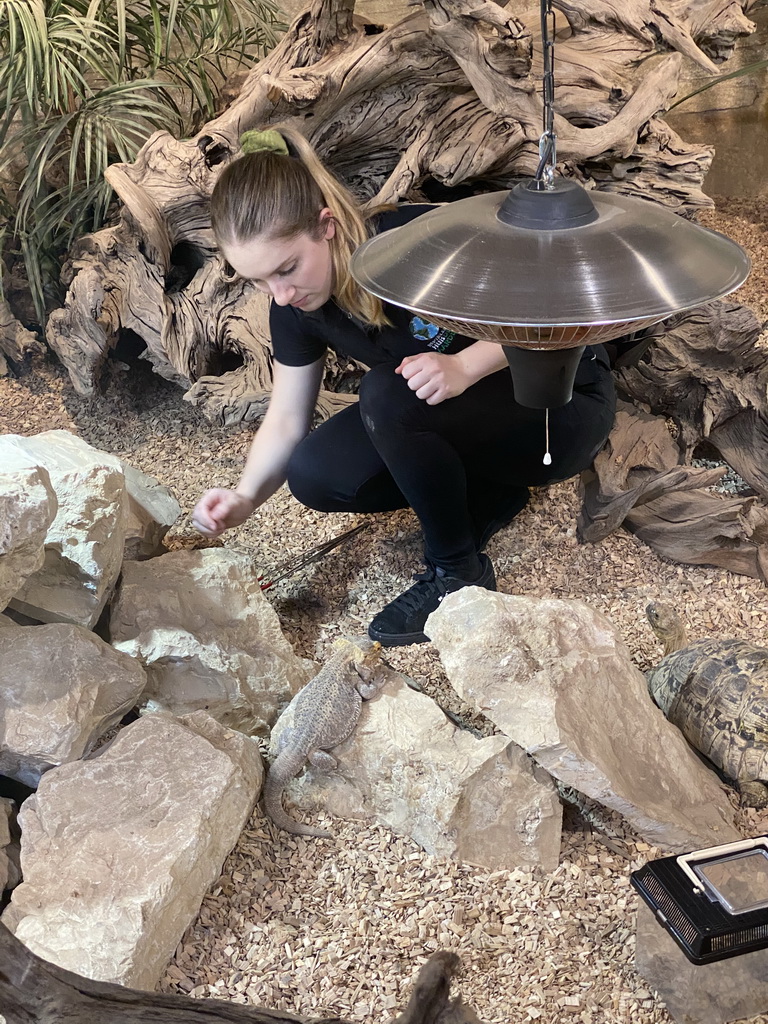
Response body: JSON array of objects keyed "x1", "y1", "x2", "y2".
[{"x1": 2, "y1": 194, "x2": 768, "y2": 1023}]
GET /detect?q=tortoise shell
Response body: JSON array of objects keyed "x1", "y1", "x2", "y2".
[{"x1": 647, "y1": 637, "x2": 768, "y2": 785}]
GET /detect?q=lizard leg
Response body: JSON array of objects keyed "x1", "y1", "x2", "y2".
[{"x1": 308, "y1": 750, "x2": 337, "y2": 771}]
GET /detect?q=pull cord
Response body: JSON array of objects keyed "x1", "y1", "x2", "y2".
[{"x1": 543, "y1": 408, "x2": 552, "y2": 465}]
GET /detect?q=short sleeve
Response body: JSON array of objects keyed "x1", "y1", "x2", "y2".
[{"x1": 269, "y1": 302, "x2": 327, "y2": 366}]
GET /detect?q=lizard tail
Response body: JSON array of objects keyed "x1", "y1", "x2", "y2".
[{"x1": 263, "y1": 779, "x2": 332, "y2": 839}]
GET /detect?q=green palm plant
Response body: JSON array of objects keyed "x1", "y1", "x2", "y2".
[{"x1": 0, "y1": 0, "x2": 282, "y2": 325}]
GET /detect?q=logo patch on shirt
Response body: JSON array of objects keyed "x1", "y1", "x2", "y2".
[{"x1": 409, "y1": 316, "x2": 455, "y2": 353}]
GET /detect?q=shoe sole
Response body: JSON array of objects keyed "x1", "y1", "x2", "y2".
[{"x1": 367, "y1": 625, "x2": 430, "y2": 647}]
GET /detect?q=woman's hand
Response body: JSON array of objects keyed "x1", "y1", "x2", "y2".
[
  {"x1": 395, "y1": 352, "x2": 471, "y2": 405},
  {"x1": 191, "y1": 489, "x2": 257, "y2": 538}
]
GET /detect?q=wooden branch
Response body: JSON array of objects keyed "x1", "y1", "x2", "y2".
[
  {"x1": 625, "y1": 490, "x2": 768, "y2": 582},
  {"x1": 578, "y1": 299, "x2": 768, "y2": 581},
  {"x1": 393, "y1": 952, "x2": 482, "y2": 1024},
  {"x1": 578, "y1": 402, "x2": 723, "y2": 541},
  {"x1": 556, "y1": 0, "x2": 720, "y2": 72},
  {"x1": 616, "y1": 302, "x2": 768, "y2": 498},
  {"x1": 425, "y1": 0, "x2": 684, "y2": 160},
  {"x1": 583, "y1": 117, "x2": 715, "y2": 212},
  {"x1": 0, "y1": 920, "x2": 345, "y2": 1024},
  {"x1": 684, "y1": 0, "x2": 757, "y2": 62},
  {"x1": 46, "y1": 194, "x2": 359, "y2": 422},
  {"x1": 577, "y1": 397, "x2": 768, "y2": 584},
  {"x1": 709, "y1": 409, "x2": 768, "y2": 505},
  {"x1": 0, "y1": 922, "x2": 480, "y2": 1024},
  {"x1": 105, "y1": 166, "x2": 173, "y2": 268},
  {"x1": 372, "y1": 95, "x2": 528, "y2": 202}
]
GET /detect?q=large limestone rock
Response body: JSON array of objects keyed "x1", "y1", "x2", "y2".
[
  {"x1": 115, "y1": 627, "x2": 301, "y2": 735},
  {"x1": 121, "y1": 462, "x2": 180, "y2": 560},
  {"x1": 111, "y1": 548, "x2": 315, "y2": 729},
  {"x1": 3, "y1": 711, "x2": 263, "y2": 989},
  {"x1": 5, "y1": 431, "x2": 125, "y2": 628},
  {"x1": 0, "y1": 624, "x2": 147, "y2": 787},
  {"x1": 426, "y1": 590, "x2": 740, "y2": 853},
  {"x1": 1, "y1": 797, "x2": 20, "y2": 893},
  {"x1": 0, "y1": 445, "x2": 57, "y2": 612},
  {"x1": 271, "y1": 667, "x2": 562, "y2": 870}
]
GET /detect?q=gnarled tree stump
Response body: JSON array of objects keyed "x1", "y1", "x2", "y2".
[
  {"x1": 578, "y1": 301, "x2": 768, "y2": 581},
  {"x1": 0, "y1": 299, "x2": 43, "y2": 376},
  {"x1": 45, "y1": 0, "x2": 757, "y2": 425}
]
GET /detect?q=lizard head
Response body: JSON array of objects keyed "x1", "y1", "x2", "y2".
[{"x1": 356, "y1": 639, "x2": 384, "y2": 683}]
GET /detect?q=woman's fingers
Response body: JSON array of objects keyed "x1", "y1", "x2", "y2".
[
  {"x1": 397, "y1": 353, "x2": 469, "y2": 405},
  {"x1": 192, "y1": 489, "x2": 237, "y2": 536},
  {"x1": 415, "y1": 379, "x2": 442, "y2": 403}
]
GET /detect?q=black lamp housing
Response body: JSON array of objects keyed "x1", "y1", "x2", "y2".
[{"x1": 631, "y1": 837, "x2": 768, "y2": 965}]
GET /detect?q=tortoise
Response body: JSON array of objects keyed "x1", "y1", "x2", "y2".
[{"x1": 645, "y1": 600, "x2": 768, "y2": 809}]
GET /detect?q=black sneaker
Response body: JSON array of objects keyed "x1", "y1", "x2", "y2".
[{"x1": 368, "y1": 554, "x2": 496, "y2": 647}]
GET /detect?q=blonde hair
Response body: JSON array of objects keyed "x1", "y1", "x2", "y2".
[{"x1": 210, "y1": 125, "x2": 390, "y2": 328}]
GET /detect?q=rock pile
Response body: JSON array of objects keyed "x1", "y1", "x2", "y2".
[
  {"x1": 2, "y1": 430, "x2": 176, "y2": 628},
  {"x1": 271, "y1": 662, "x2": 563, "y2": 870},
  {"x1": 0, "y1": 623, "x2": 147, "y2": 786},
  {"x1": 0, "y1": 797, "x2": 20, "y2": 893},
  {"x1": 273, "y1": 592, "x2": 741, "y2": 871},
  {"x1": 0, "y1": 427, "x2": 743, "y2": 992},
  {"x1": 0, "y1": 429, "x2": 303, "y2": 987}
]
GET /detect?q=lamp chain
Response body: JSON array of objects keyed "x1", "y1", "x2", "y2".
[{"x1": 535, "y1": 0, "x2": 557, "y2": 189}]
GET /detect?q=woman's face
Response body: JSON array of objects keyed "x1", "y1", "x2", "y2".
[{"x1": 222, "y1": 209, "x2": 335, "y2": 312}]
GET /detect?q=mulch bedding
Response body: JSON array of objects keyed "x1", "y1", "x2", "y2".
[{"x1": 1, "y1": 193, "x2": 767, "y2": 1023}]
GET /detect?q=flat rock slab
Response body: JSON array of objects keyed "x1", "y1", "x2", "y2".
[
  {"x1": 0, "y1": 445, "x2": 57, "y2": 613},
  {"x1": 636, "y1": 901, "x2": 768, "y2": 1024},
  {"x1": 426, "y1": 589, "x2": 740, "y2": 853},
  {"x1": 3, "y1": 711, "x2": 263, "y2": 989},
  {"x1": 274, "y1": 668, "x2": 562, "y2": 870},
  {"x1": 5, "y1": 431, "x2": 126, "y2": 628},
  {"x1": 0, "y1": 623, "x2": 147, "y2": 787},
  {"x1": 111, "y1": 548, "x2": 315, "y2": 725}
]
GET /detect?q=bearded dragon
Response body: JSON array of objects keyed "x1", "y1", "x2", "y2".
[{"x1": 264, "y1": 637, "x2": 385, "y2": 837}]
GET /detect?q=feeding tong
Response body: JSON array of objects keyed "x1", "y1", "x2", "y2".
[{"x1": 257, "y1": 522, "x2": 369, "y2": 591}]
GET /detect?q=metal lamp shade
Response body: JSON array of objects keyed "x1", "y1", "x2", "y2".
[{"x1": 350, "y1": 185, "x2": 751, "y2": 351}]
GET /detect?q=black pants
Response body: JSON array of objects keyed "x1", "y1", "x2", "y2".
[{"x1": 286, "y1": 352, "x2": 616, "y2": 573}]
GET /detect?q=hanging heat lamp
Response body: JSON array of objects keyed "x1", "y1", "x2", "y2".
[{"x1": 349, "y1": 0, "x2": 750, "y2": 422}]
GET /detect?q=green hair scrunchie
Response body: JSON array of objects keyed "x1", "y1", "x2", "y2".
[{"x1": 240, "y1": 129, "x2": 290, "y2": 156}]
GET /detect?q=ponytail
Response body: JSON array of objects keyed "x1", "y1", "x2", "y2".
[{"x1": 210, "y1": 125, "x2": 391, "y2": 328}]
